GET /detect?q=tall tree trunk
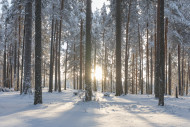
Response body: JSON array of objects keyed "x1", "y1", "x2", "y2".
[
  {"x1": 20, "y1": 19, "x2": 26, "y2": 94},
  {"x1": 17, "y1": 7, "x2": 21, "y2": 91},
  {"x1": 115, "y1": 0, "x2": 123, "y2": 96},
  {"x1": 9, "y1": 45, "x2": 13, "y2": 89},
  {"x1": 136, "y1": 53, "x2": 138, "y2": 94},
  {"x1": 165, "y1": 17, "x2": 168, "y2": 95},
  {"x1": 23, "y1": 0, "x2": 33, "y2": 94},
  {"x1": 94, "y1": 42, "x2": 97, "y2": 91},
  {"x1": 3, "y1": 23, "x2": 7, "y2": 88},
  {"x1": 73, "y1": 44, "x2": 76, "y2": 89},
  {"x1": 146, "y1": 22, "x2": 149, "y2": 94},
  {"x1": 132, "y1": 53, "x2": 134, "y2": 94},
  {"x1": 158, "y1": 0, "x2": 165, "y2": 106},
  {"x1": 138, "y1": 24, "x2": 142, "y2": 94},
  {"x1": 85, "y1": 0, "x2": 92, "y2": 101},
  {"x1": 155, "y1": 1, "x2": 161, "y2": 99},
  {"x1": 154, "y1": 20, "x2": 158, "y2": 98},
  {"x1": 34, "y1": 0, "x2": 42, "y2": 105},
  {"x1": 142, "y1": 43, "x2": 144, "y2": 94},
  {"x1": 111, "y1": 52, "x2": 114, "y2": 93},
  {"x1": 54, "y1": 21, "x2": 58, "y2": 91},
  {"x1": 49, "y1": 5, "x2": 55, "y2": 93},
  {"x1": 151, "y1": 47, "x2": 153, "y2": 94},
  {"x1": 79, "y1": 19, "x2": 83, "y2": 90},
  {"x1": 14, "y1": 21, "x2": 17, "y2": 90},
  {"x1": 186, "y1": 61, "x2": 189, "y2": 95},
  {"x1": 58, "y1": 0, "x2": 64, "y2": 93},
  {"x1": 125, "y1": 0, "x2": 132, "y2": 95},
  {"x1": 64, "y1": 41, "x2": 68, "y2": 90},
  {"x1": 43, "y1": 60, "x2": 46, "y2": 87},
  {"x1": 104, "y1": 43, "x2": 107, "y2": 92},
  {"x1": 102, "y1": 29, "x2": 105, "y2": 92},
  {"x1": 168, "y1": 52, "x2": 171, "y2": 95},
  {"x1": 178, "y1": 44, "x2": 181, "y2": 95},
  {"x1": 181, "y1": 47, "x2": 184, "y2": 96}
]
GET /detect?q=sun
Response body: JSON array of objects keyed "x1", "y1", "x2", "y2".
[{"x1": 91, "y1": 65, "x2": 102, "y2": 81}]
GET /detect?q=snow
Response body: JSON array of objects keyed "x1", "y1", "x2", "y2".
[{"x1": 0, "y1": 88, "x2": 190, "y2": 127}]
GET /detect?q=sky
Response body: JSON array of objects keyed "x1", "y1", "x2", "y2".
[{"x1": 92, "y1": 0, "x2": 109, "y2": 12}]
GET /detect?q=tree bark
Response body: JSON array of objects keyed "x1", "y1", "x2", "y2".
[
  {"x1": 23, "y1": 0, "x2": 33, "y2": 94},
  {"x1": 115, "y1": 0, "x2": 123, "y2": 96},
  {"x1": 54, "y1": 21, "x2": 58, "y2": 92},
  {"x1": 146, "y1": 22, "x2": 149, "y2": 94},
  {"x1": 151, "y1": 47, "x2": 153, "y2": 94},
  {"x1": 181, "y1": 47, "x2": 184, "y2": 96},
  {"x1": 94, "y1": 42, "x2": 97, "y2": 91},
  {"x1": 64, "y1": 41, "x2": 68, "y2": 90},
  {"x1": 158, "y1": 0, "x2": 165, "y2": 106},
  {"x1": 3, "y1": 23, "x2": 7, "y2": 88},
  {"x1": 85, "y1": 0, "x2": 92, "y2": 101},
  {"x1": 168, "y1": 52, "x2": 171, "y2": 95},
  {"x1": 58, "y1": 0, "x2": 64, "y2": 93},
  {"x1": 178, "y1": 44, "x2": 181, "y2": 95},
  {"x1": 49, "y1": 5, "x2": 55, "y2": 93},
  {"x1": 34, "y1": 0, "x2": 42, "y2": 104},
  {"x1": 138, "y1": 24, "x2": 143, "y2": 95},
  {"x1": 125, "y1": 0, "x2": 132, "y2": 95},
  {"x1": 165, "y1": 17, "x2": 168, "y2": 95},
  {"x1": 79, "y1": 19, "x2": 83, "y2": 90}
]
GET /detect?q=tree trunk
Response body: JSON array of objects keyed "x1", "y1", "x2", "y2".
[
  {"x1": 136, "y1": 53, "x2": 138, "y2": 94},
  {"x1": 111, "y1": 52, "x2": 114, "y2": 93},
  {"x1": 138, "y1": 24, "x2": 143, "y2": 95},
  {"x1": 187, "y1": 61, "x2": 189, "y2": 95},
  {"x1": 64, "y1": 41, "x2": 68, "y2": 90},
  {"x1": 54, "y1": 21, "x2": 58, "y2": 92},
  {"x1": 158, "y1": 0, "x2": 165, "y2": 106},
  {"x1": 79, "y1": 19, "x2": 83, "y2": 90},
  {"x1": 132, "y1": 54, "x2": 134, "y2": 94},
  {"x1": 165, "y1": 17, "x2": 168, "y2": 95},
  {"x1": 58, "y1": 0, "x2": 64, "y2": 93},
  {"x1": 168, "y1": 52, "x2": 172, "y2": 95},
  {"x1": 115, "y1": 0, "x2": 123, "y2": 96},
  {"x1": 43, "y1": 60, "x2": 46, "y2": 87},
  {"x1": 20, "y1": 19, "x2": 26, "y2": 94},
  {"x1": 73, "y1": 44, "x2": 76, "y2": 89},
  {"x1": 154, "y1": 20, "x2": 159, "y2": 98},
  {"x1": 125, "y1": 0, "x2": 132, "y2": 95},
  {"x1": 146, "y1": 22, "x2": 149, "y2": 94},
  {"x1": 104, "y1": 42, "x2": 107, "y2": 92},
  {"x1": 178, "y1": 44, "x2": 181, "y2": 95},
  {"x1": 151, "y1": 47, "x2": 153, "y2": 94},
  {"x1": 85, "y1": 0, "x2": 92, "y2": 101},
  {"x1": 181, "y1": 47, "x2": 184, "y2": 96},
  {"x1": 23, "y1": 0, "x2": 33, "y2": 94},
  {"x1": 3, "y1": 23, "x2": 7, "y2": 88},
  {"x1": 34, "y1": 0, "x2": 42, "y2": 105},
  {"x1": 49, "y1": 5, "x2": 55, "y2": 93},
  {"x1": 14, "y1": 21, "x2": 17, "y2": 90},
  {"x1": 17, "y1": 7, "x2": 21, "y2": 92},
  {"x1": 94, "y1": 42, "x2": 97, "y2": 91}
]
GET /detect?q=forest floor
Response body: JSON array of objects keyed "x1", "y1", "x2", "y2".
[{"x1": 0, "y1": 88, "x2": 190, "y2": 127}]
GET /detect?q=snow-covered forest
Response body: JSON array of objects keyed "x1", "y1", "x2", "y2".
[{"x1": 0, "y1": 0, "x2": 190, "y2": 126}]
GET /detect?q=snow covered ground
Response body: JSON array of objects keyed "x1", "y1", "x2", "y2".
[{"x1": 0, "y1": 88, "x2": 190, "y2": 127}]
